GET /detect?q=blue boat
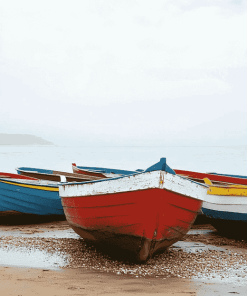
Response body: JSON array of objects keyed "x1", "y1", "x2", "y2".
[
  {"x1": 16, "y1": 167, "x2": 103, "y2": 182},
  {"x1": 72, "y1": 163, "x2": 143, "y2": 177},
  {"x1": 0, "y1": 178, "x2": 63, "y2": 215}
]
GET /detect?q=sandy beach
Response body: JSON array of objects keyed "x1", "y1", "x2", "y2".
[
  {"x1": 0, "y1": 213, "x2": 247, "y2": 296},
  {"x1": 0, "y1": 266, "x2": 201, "y2": 296}
]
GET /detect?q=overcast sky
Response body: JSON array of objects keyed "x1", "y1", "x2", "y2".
[{"x1": 1, "y1": 0, "x2": 247, "y2": 146}]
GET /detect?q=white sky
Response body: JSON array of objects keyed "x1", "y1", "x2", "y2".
[{"x1": 1, "y1": 0, "x2": 247, "y2": 146}]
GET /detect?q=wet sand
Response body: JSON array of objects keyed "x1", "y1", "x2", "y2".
[
  {"x1": 0, "y1": 213, "x2": 247, "y2": 295},
  {"x1": 0, "y1": 267, "x2": 201, "y2": 296}
]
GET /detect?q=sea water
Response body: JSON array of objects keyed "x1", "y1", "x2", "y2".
[{"x1": 0, "y1": 145, "x2": 247, "y2": 176}]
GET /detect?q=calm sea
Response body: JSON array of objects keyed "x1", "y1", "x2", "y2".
[{"x1": 0, "y1": 145, "x2": 247, "y2": 176}]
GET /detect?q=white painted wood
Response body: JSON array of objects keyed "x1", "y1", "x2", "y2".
[
  {"x1": 202, "y1": 194, "x2": 247, "y2": 205},
  {"x1": 60, "y1": 175, "x2": 67, "y2": 182},
  {"x1": 0, "y1": 178, "x2": 59, "y2": 186},
  {"x1": 59, "y1": 170, "x2": 208, "y2": 202},
  {"x1": 203, "y1": 201, "x2": 247, "y2": 214}
]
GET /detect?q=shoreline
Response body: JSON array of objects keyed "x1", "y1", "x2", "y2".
[{"x1": 0, "y1": 213, "x2": 247, "y2": 295}]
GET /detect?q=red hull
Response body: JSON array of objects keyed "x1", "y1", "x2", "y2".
[
  {"x1": 0, "y1": 172, "x2": 37, "y2": 180},
  {"x1": 174, "y1": 169, "x2": 247, "y2": 185},
  {"x1": 61, "y1": 188, "x2": 202, "y2": 261},
  {"x1": 72, "y1": 163, "x2": 107, "y2": 178}
]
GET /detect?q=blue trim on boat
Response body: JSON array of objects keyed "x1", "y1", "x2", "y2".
[
  {"x1": 77, "y1": 158, "x2": 176, "y2": 176},
  {"x1": 61, "y1": 159, "x2": 181, "y2": 187},
  {"x1": 145, "y1": 158, "x2": 176, "y2": 175},
  {"x1": 209, "y1": 172, "x2": 247, "y2": 179},
  {"x1": 0, "y1": 179, "x2": 63, "y2": 215},
  {"x1": 1, "y1": 179, "x2": 58, "y2": 189},
  {"x1": 76, "y1": 166, "x2": 137, "y2": 176},
  {"x1": 202, "y1": 207, "x2": 247, "y2": 222},
  {"x1": 17, "y1": 167, "x2": 54, "y2": 175}
]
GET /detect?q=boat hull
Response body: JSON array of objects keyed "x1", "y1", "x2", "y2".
[
  {"x1": 175, "y1": 169, "x2": 247, "y2": 185},
  {"x1": 0, "y1": 178, "x2": 63, "y2": 215},
  {"x1": 72, "y1": 163, "x2": 127, "y2": 178},
  {"x1": 60, "y1": 170, "x2": 207, "y2": 261},
  {"x1": 72, "y1": 164, "x2": 109, "y2": 178},
  {"x1": 201, "y1": 185, "x2": 247, "y2": 236},
  {"x1": 16, "y1": 167, "x2": 103, "y2": 182},
  {"x1": 0, "y1": 172, "x2": 37, "y2": 180}
]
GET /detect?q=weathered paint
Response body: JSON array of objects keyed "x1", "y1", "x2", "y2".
[
  {"x1": 0, "y1": 172, "x2": 37, "y2": 180},
  {"x1": 72, "y1": 163, "x2": 130, "y2": 178},
  {"x1": 16, "y1": 167, "x2": 103, "y2": 182},
  {"x1": 0, "y1": 179, "x2": 59, "y2": 192},
  {"x1": 60, "y1": 171, "x2": 208, "y2": 200},
  {"x1": 204, "y1": 177, "x2": 247, "y2": 196},
  {"x1": 0, "y1": 178, "x2": 63, "y2": 215},
  {"x1": 72, "y1": 157, "x2": 175, "y2": 178},
  {"x1": 72, "y1": 163, "x2": 110, "y2": 178},
  {"x1": 59, "y1": 170, "x2": 208, "y2": 261}
]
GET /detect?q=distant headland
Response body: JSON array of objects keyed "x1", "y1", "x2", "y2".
[{"x1": 0, "y1": 134, "x2": 53, "y2": 146}]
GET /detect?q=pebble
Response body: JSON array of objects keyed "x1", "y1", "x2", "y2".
[{"x1": 1, "y1": 233, "x2": 247, "y2": 281}]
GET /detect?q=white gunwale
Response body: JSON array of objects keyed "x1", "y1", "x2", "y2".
[{"x1": 59, "y1": 170, "x2": 208, "y2": 201}]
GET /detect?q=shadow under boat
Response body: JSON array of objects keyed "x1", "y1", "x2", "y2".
[{"x1": 0, "y1": 210, "x2": 65, "y2": 225}]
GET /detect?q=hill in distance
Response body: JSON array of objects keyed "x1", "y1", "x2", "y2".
[{"x1": 0, "y1": 134, "x2": 53, "y2": 146}]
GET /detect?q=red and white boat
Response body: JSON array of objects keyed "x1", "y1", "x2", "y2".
[{"x1": 60, "y1": 159, "x2": 208, "y2": 262}]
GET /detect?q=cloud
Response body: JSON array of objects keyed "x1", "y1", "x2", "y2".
[{"x1": 0, "y1": 0, "x2": 247, "y2": 144}]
